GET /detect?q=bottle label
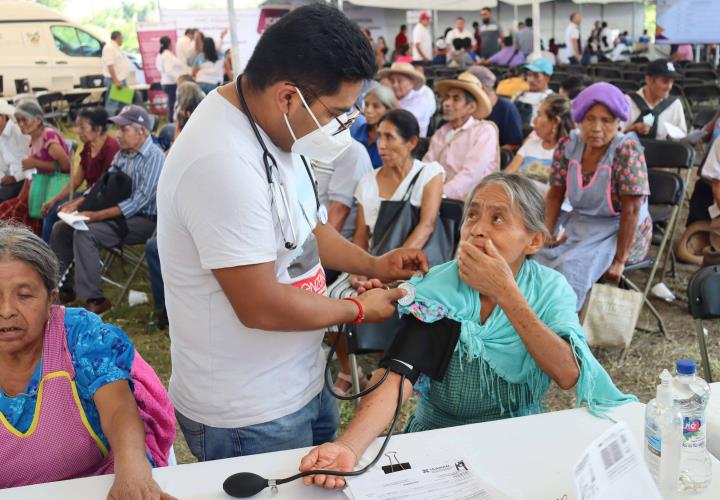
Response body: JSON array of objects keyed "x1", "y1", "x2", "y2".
[{"x1": 682, "y1": 416, "x2": 705, "y2": 448}]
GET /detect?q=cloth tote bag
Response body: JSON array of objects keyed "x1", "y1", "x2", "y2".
[
  {"x1": 370, "y1": 168, "x2": 456, "y2": 267},
  {"x1": 580, "y1": 283, "x2": 643, "y2": 349}
]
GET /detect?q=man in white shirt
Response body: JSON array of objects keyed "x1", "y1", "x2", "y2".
[
  {"x1": 0, "y1": 99, "x2": 29, "y2": 202},
  {"x1": 445, "y1": 17, "x2": 474, "y2": 48},
  {"x1": 565, "y1": 12, "x2": 582, "y2": 65},
  {"x1": 379, "y1": 62, "x2": 436, "y2": 137},
  {"x1": 513, "y1": 58, "x2": 555, "y2": 126},
  {"x1": 412, "y1": 11, "x2": 432, "y2": 63},
  {"x1": 101, "y1": 31, "x2": 131, "y2": 116},
  {"x1": 176, "y1": 28, "x2": 197, "y2": 66},
  {"x1": 623, "y1": 59, "x2": 687, "y2": 140},
  {"x1": 158, "y1": 4, "x2": 427, "y2": 462}
]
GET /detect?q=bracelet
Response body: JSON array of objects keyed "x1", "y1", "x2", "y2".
[
  {"x1": 335, "y1": 440, "x2": 359, "y2": 465},
  {"x1": 342, "y1": 297, "x2": 364, "y2": 325}
]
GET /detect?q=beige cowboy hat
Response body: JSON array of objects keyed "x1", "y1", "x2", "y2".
[
  {"x1": 377, "y1": 62, "x2": 426, "y2": 87},
  {"x1": 676, "y1": 218, "x2": 720, "y2": 266},
  {"x1": 434, "y1": 72, "x2": 493, "y2": 120}
]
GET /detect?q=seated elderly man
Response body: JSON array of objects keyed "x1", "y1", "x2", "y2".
[
  {"x1": 513, "y1": 58, "x2": 554, "y2": 126},
  {"x1": 622, "y1": 59, "x2": 687, "y2": 140},
  {"x1": 297, "y1": 173, "x2": 636, "y2": 490},
  {"x1": 378, "y1": 62, "x2": 436, "y2": 137},
  {"x1": 423, "y1": 72, "x2": 499, "y2": 200},
  {"x1": 50, "y1": 105, "x2": 164, "y2": 314},
  {"x1": 0, "y1": 99, "x2": 29, "y2": 202}
]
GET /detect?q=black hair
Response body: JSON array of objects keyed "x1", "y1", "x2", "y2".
[
  {"x1": 378, "y1": 109, "x2": 419, "y2": 143},
  {"x1": 400, "y1": 24, "x2": 406, "y2": 31},
  {"x1": 462, "y1": 37, "x2": 472, "y2": 50},
  {"x1": 503, "y1": 36, "x2": 513, "y2": 47},
  {"x1": 399, "y1": 44, "x2": 409, "y2": 56},
  {"x1": 569, "y1": 12, "x2": 578, "y2": 21},
  {"x1": 244, "y1": 4, "x2": 375, "y2": 101},
  {"x1": 457, "y1": 17, "x2": 464, "y2": 21},
  {"x1": 453, "y1": 38, "x2": 464, "y2": 51},
  {"x1": 77, "y1": 106, "x2": 109, "y2": 133},
  {"x1": 601, "y1": 22, "x2": 608, "y2": 28},
  {"x1": 203, "y1": 37, "x2": 218, "y2": 63},
  {"x1": 541, "y1": 94, "x2": 575, "y2": 140},
  {"x1": 110, "y1": 31, "x2": 122, "y2": 41},
  {"x1": 525, "y1": 18, "x2": 533, "y2": 27},
  {"x1": 481, "y1": 7, "x2": 491, "y2": 14},
  {"x1": 185, "y1": 28, "x2": 196, "y2": 36},
  {"x1": 472, "y1": 21, "x2": 479, "y2": 28},
  {"x1": 159, "y1": 36, "x2": 171, "y2": 54},
  {"x1": 444, "y1": 28, "x2": 453, "y2": 38},
  {"x1": 559, "y1": 75, "x2": 590, "y2": 100}
]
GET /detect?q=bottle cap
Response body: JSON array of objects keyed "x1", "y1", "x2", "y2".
[
  {"x1": 397, "y1": 282, "x2": 416, "y2": 307},
  {"x1": 676, "y1": 359, "x2": 697, "y2": 375}
]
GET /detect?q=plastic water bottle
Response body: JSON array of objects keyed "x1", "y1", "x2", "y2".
[
  {"x1": 644, "y1": 369, "x2": 682, "y2": 495},
  {"x1": 673, "y1": 359, "x2": 712, "y2": 492}
]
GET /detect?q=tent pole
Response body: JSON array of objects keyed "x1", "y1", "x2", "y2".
[
  {"x1": 532, "y1": 0, "x2": 540, "y2": 56},
  {"x1": 227, "y1": 0, "x2": 242, "y2": 79},
  {"x1": 337, "y1": 0, "x2": 343, "y2": 12},
  {"x1": 432, "y1": 10, "x2": 438, "y2": 42}
]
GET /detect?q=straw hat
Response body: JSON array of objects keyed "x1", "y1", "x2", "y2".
[
  {"x1": 0, "y1": 99, "x2": 16, "y2": 117},
  {"x1": 435, "y1": 72, "x2": 493, "y2": 119},
  {"x1": 676, "y1": 219, "x2": 720, "y2": 266},
  {"x1": 377, "y1": 62, "x2": 425, "y2": 87}
]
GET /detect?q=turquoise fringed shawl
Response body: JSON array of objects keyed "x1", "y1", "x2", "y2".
[{"x1": 398, "y1": 258, "x2": 637, "y2": 418}]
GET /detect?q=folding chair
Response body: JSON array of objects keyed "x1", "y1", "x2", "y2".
[
  {"x1": 594, "y1": 68, "x2": 623, "y2": 80},
  {"x1": 622, "y1": 70, "x2": 646, "y2": 83},
  {"x1": 100, "y1": 229, "x2": 157, "y2": 305},
  {"x1": 36, "y1": 91, "x2": 67, "y2": 125},
  {"x1": 607, "y1": 79, "x2": 639, "y2": 93},
  {"x1": 639, "y1": 139, "x2": 695, "y2": 280},
  {"x1": 687, "y1": 265, "x2": 720, "y2": 382},
  {"x1": 500, "y1": 149, "x2": 514, "y2": 170},
  {"x1": 683, "y1": 84, "x2": 720, "y2": 115},
  {"x1": 622, "y1": 170, "x2": 684, "y2": 337},
  {"x1": 682, "y1": 69, "x2": 718, "y2": 82}
]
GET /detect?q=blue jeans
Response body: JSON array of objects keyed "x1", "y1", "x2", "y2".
[
  {"x1": 144, "y1": 237, "x2": 164, "y2": 310},
  {"x1": 42, "y1": 195, "x2": 69, "y2": 243},
  {"x1": 176, "y1": 385, "x2": 339, "y2": 461},
  {"x1": 197, "y1": 82, "x2": 218, "y2": 95},
  {"x1": 104, "y1": 77, "x2": 127, "y2": 116}
]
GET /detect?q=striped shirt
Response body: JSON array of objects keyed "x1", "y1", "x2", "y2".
[{"x1": 113, "y1": 136, "x2": 164, "y2": 217}]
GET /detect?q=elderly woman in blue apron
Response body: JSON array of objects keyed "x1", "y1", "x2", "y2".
[{"x1": 534, "y1": 82, "x2": 651, "y2": 311}]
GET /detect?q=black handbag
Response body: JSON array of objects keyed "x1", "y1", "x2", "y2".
[
  {"x1": 78, "y1": 169, "x2": 133, "y2": 238},
  {"x1": 370, "y1": 167, "x2": 458, "y2": 267}
]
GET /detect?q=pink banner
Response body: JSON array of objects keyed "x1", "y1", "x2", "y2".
[
  {"x1": 137, "y1": 25, "x2": 178, "y2": 84},
  {"x1": 257, "y1": 8, "x2": 289, "y2": 34}
]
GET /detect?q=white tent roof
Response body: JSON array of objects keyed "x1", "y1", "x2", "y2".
[{"x1": 347, "y1": 0, "x2": 496, "y2": 11}]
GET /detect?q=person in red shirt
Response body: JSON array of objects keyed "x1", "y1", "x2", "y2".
[{"x1": 395, "y1": 24, "x2": 408, "y2": 53}]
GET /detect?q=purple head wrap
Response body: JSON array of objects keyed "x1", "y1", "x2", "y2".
[{"x1": 572, "y1": 82, "x2": 630, "y2": 123}]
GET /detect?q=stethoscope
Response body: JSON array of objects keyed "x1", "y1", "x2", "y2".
[{"x1": 235, "y1": 74, "x2": 326, "y2": 250}]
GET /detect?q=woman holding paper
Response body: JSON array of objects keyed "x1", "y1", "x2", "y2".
[
  {"x1": 298, "y1": 173, "x2": 635, "y2": 490},
  {"x1": 39, "y1": 107, "x2": 120, "y2": 242}
]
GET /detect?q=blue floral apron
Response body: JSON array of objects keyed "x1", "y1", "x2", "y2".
[{"x1": 534, "y1": 134, "x2": 649, "y2": 311}]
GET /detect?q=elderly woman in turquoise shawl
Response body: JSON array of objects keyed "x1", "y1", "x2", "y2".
[{"x1": 298, "y1": 172, "x2": 635, "y2": 490}]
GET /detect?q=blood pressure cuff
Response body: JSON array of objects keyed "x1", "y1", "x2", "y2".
[{"x1": 379, "y1": 315, "x2": 461, "y2": 385}]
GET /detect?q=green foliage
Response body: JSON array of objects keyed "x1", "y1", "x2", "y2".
[
  {"x1": 81, "y1": 0, "x2": 159, "y2": 51},
  {"x1": 36, "y1": 0, "x2": 68, "y2": 10}
]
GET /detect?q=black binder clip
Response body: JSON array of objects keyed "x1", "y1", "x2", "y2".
[{"x1": 381, "y1": 451, "x2": 411, "y2": 474}]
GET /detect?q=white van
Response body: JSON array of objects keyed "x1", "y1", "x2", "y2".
[{"x1": 1, "y1": 1, "x2": 112, "y2": 96}]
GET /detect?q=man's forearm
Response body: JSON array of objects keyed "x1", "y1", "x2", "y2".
[{"x1": 315, "y1": 223, "x2": 377, "y2": 276}]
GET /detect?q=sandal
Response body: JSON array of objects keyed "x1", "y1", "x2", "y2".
[{"x1": 333, "y1": 367, "x2": 367, "y2": 397}]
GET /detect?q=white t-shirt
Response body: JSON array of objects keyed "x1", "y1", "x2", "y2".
[
  {"x1": 513, "y1": 89, "x2": 554, "y2": 122},
  {"x1": 0, "y1": 120, "x2": 30, "y2": 182},
  {"x1": 101, "y1": 40, "x2": 130, "y2": 81},
  {"x1": 313, "y1": 140, "x2": 373, "y2": 240},
  {"x1": 354, "y1": 159, "x2": 445, "y2": 238},
  {"x1": 622, "y1": 89, "x2": 688, "y2": 140},
  {"x1": 176, "y1": 35, "x2": 196, "y2": 66},
  {"x1": 701, "y1": 137, "x2": 720, "y2": 182},
  {"x1": 155, "y1": 50, "x2": 189, "y2": 85},
  {"x1": 157, "y1": 90, "x2": 326, "y2": 428},
  {"x1": 412, "y1": 23, "x2": 432, "y2": 61},
  {"x1": 445, "y1": 28, "x2": 474, "y2": 46},
  {"x1": 565, "y1": 23, "x2": 580, "y2": 58},
  {"x1": 193, "y1": 55, "x2": 225, "y2": 85},
  {"x1": 516, "y1": 134, "x2": 555, "y2": 186}
]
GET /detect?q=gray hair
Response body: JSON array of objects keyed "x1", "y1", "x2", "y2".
[
  {"x1": 464, "y1": 172, "x2": 549, "y2": 237},
  {"x1": 0, "y1": 222, "x2": 60, "y2": 292},
  {"x1": 14, "y1": 99, "x2": 44, "y2": 123},
  {"x1": 365, "y1": 85, "x2": 398, "y2": 110},
  {"x1": 177, "y1": 81, "x2": 205, "y2": 113}
]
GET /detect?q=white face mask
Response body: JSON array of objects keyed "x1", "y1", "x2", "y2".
[{"x1": 283, "y1": 87, "x2": 352, "y2": 164}]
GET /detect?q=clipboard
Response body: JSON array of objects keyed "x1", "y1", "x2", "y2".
[{"x1": 108, "y1": 85, "x2": 134, "y2": 104}]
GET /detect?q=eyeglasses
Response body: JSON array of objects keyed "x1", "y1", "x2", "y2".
[{"x1": 297, "y1": 85, "x2": 362, "y2": 136}]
